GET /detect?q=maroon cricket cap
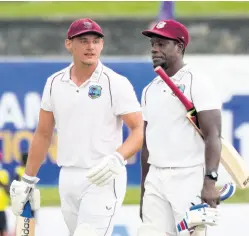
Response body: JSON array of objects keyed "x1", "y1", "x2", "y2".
[
  {"x1": 67, "y1": 18, "x2": 104, "y2": 39},
  {"x1": 142, "y1": 19, "x2": 190, "y2": 48}
]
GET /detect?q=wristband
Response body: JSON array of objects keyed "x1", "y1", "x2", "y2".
[
  {"x1": 22, "y1": 174, "x2": 40, "y2": 184},
  {"x1": 114, "y1": 152, "x2": 127, "y2": 165}
]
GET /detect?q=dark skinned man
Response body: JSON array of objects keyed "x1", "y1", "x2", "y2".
[{"x1": 139, "y1": 19, "x2": 222, "y2": 236}]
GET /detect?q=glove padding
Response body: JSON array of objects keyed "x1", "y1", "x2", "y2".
[
  {"x1": 86, "y1": 152, "x2": 126, "y2": 186},
  {"x1": 29, "y1": 188, "x2": 41, "y2": 212},
  {"x1": 10, "y1": 175, "x2": 40, "y2": 216},
  {"x1": 177, "y1": 204, "x2": 220, "y2": 234},
  {"x1": 186, "y1": 204, "x2": 220, "y2": 228}
]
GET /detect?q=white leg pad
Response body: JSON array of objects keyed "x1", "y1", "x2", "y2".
[
  {"x1": 73, "y1": 223, "x2": 98, "y2": 236},
  {"x1": 137, "y1": 224, "x2": 167, "y2": 236}
]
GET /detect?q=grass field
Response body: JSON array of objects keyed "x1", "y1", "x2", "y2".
[
  {"x1": 40, "y1": 186, "x2": 249, "y2": 207},
  {"x1": 0, "y1": 2, "x2": 249, "y2": 18}
]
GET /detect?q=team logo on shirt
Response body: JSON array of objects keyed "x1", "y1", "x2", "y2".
[
  {"x1": 172, "y1": 84, "x2": 185, "y2": 96},
  {"x1": 88, "y1": 85, "x2": 102, "y2": 99}
]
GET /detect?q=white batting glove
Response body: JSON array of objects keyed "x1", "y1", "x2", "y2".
[
  {"x1": 29, "y1": 188, "x2": 41, "y2": 211},
  {"x1": 86, "y1": 152, "x2": 126, "y2": 187},
  {"x1": 186, "y1": 204, "x2": 220, "y2": 228},
  {"x1": 177, "y1": 204, "x2": 220, "y2": 234},
  {"x1": 10, "y1": 174, "x2": 40, "y2": 216},
  {"x1": 178, "y1": 183, "x2": 235, "y2": 235}
]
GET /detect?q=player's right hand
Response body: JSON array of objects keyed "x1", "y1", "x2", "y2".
[
  {"x1": 10, "y1": 175, "x2": 39, "y2": 216},
  {"x1": 187, "y1": 204, "x2": 220, "y2": 228},
  {"x1": 86, "y1": 152, "x2": 126, "y2": 187},
  {"x1": 201, "y1": 178, "x2": 220, "y2": 208},
  {"x1": 177, "y1": 204, "x2": 220, "y2": 234}
]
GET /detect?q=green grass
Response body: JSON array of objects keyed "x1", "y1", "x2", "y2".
[
  {"x1": 0, "y1": 2, "x2": 249, "y2": 18},
  {"x1": 40, "y1": 186, "x2": 141, "y2": 206},
  {"x1": 176, "y1": 1, "x2": 249, "y2": 17},
  {"x1": 40, "y1": 186, "x2": 249, "y2": 207}
]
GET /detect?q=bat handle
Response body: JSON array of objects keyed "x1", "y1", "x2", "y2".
[
  {"x1": 190, "y1": 203, "x2": 208, "y2": 211},
  {"x1": 154, "y1": 66, "x2": 194, "y2": 110},
  {"x1": 21, "y1": 201, "x2": 34, "y2": 218}
]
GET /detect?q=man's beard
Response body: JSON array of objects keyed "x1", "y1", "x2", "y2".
[
  {"x1": 153, "y1": 61, "x2": 168, "y2": 70},
  {"x1": 161, "y1": 62, "x2": 168, "y2": 70}
]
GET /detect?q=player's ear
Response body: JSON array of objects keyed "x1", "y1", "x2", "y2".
[{"x1": 65, "y1": 39, "x2": 72, "y2": 53}]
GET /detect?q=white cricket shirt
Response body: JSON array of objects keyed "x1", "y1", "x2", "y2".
[
  {"x1": 141, "y1": 64, "x2": 221, "y2": 167},
  {"x1": 41, "y1": 61, "x2": 141, "y2": 168}
]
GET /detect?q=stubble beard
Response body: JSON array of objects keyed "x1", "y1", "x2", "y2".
[{"x1": 153, "y1": 61, "x2": 168, "y2": 70}]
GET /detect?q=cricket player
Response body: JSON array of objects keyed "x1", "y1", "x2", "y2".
[
  {"x1": 139, "y1": 19, "x2": 222, "y2": 236},
  {"x1": 9, "y1": 18, "x2": 143, "y2": 236},
  {"x1": 0, "y1": 153, "x2": 10, "y2": 236},
  {"x1": 13, "y1": 152, "x2": 36, "y2": 236}
]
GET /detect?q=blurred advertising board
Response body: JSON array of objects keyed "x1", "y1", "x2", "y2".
[{"x1": 0, "y1": 55, "x2": 249, "y2": 186}]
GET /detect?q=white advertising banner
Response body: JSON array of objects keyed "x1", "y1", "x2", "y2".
[
  {"x1": 6, "y1": 204, "x2": 249, "y2": 236},
  {"x1": 1, "y1": 55, "x2": 249, "y2": 187}
]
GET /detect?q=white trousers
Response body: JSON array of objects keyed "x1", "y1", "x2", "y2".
[
  {"x1": 142, "y1": 164, "x2": 205, "y2": 236},
  {"x1": 59, "y1": 166, "x2": 127, "y2": 236}
]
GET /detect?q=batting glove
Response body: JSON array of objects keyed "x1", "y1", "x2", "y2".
[
  {"x1": 29, "y1": 188, "x2": 41, "y2": 212},
  {"x1": 177, "y1": 204, "x2": 220, "y2": 234},
  {"x1": 10, "y1": 174, "x2": 40, "y2": 216},
  {"x1": 86, "y1": 152, "x2": 126, "y2": 187},
  {"x1": 178, "y1": 183, "x2": 235, "y2": 235}
]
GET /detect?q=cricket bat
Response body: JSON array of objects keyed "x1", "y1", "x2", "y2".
[
  {"x1": 154, "y1": 66, "x2": 249, "y2": 189},
  {"x1": 16, "y1": 201, "x2": 35, "y2": 236}
]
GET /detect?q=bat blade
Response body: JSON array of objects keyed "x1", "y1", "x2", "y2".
[
  {"x1": 155, "y1": 66, "x2": 249, "y2": 189},
  {"x1": 188, "y1": 111, "x2": 249, "y2": 189},
  {"x1": 220, "y1": 139, "x2": 249, "y2": 189},
  {"x1": 187, "y1": 113, "x2": 249, "y2": 189},
  {"x1": 16, "y1": 201, "x2": 35, "y2": 236}
]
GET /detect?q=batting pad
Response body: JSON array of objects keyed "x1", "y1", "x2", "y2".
[{"x1": 73, "y1": 223, "x2": 98, "y2": 236}]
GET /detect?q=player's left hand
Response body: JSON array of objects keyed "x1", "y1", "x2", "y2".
[
  {"x1": 201, "y1": 178, "x2": 220, "y2": 208},
  {"x1": 86, "y1": 152, "x2": 126, "y2": 187}
]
